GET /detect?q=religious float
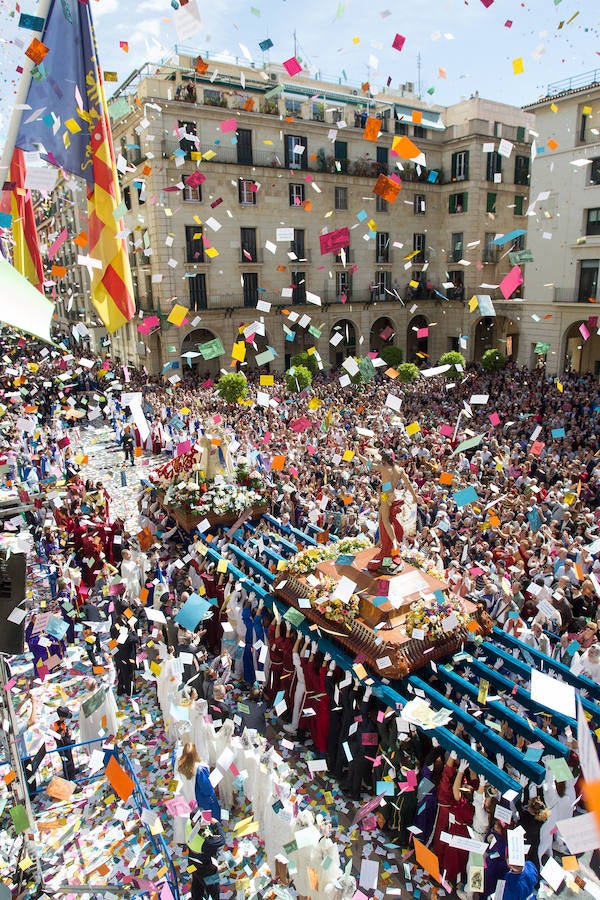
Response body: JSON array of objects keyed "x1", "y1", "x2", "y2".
[
  {"x1": 150, "y1": 434, "x2": 268, "y2": 530},
  {"x1": 273, "y1": 536, "x2": 493, "y2": 680}
]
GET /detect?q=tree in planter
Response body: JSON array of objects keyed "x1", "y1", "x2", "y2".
[
  {"x1": 397, "y1": 362, "x2": 420, "y2": 383},
  {"x1": 285, "y1": 365, "x2": 313, "y2": 393},
  {"x1": 291, "y1": 351, "x2": 319, "y2": 377},
  {"x1": 217, "y1": 372, "x2": 248, "y2": 404},
  {"x1": 380, "y1": 345, "x2": 403, "y2": 368},
  {"x1": 439, "y1": 351, "x2": 466, "y2": 377},
  {"x1": 481, "y1": 348, "x2": 506, "y2": 372}
]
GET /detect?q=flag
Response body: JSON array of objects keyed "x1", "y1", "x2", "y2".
[
  {"x1": 15, "y1": 0, "x2": 135, "y2": 333},
  {"x1": 0, "y1": 148, "x2": 44, "y2": 292}
]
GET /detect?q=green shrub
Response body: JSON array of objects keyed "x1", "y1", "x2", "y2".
[
  {"x1": 285, "y1": 365, "x2": 313, "y2": 392},
  {"x1": 216, "y1": 371, "x2": 248, "y2": 404},
  {"x1": 380, "y1": 345, "x2": 403, "y2": 368},
  {"x1": 481, "y1": 348, "x2": 506, "y2": 372},
  {"x1": 397, "y1": 362, "x2": 420, "y2": 383},
  {"x1": 439, "y1": 351, "x2": 466, "y2": 377},
  {"x1": 291, "y1": 351, "x2": 319, "y2": 376}
]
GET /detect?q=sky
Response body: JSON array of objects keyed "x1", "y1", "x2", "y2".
[{"x1": 0, "y1": 0, "x2": 599, "y2": 155}]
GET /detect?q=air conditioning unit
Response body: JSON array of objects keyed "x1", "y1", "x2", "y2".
[{"x1": 270, "y1": 73, "x2": 278, "y2": 82}]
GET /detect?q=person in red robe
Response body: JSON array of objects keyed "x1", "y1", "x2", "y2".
[{"x1": 264, "y1": 619, "x2": 285, "y2": 701}]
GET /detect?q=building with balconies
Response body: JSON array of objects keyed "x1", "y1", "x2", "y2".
[
  {"x1": 523, "y1": 70, "x2": 600, "y2": 373},
  {"x1": 106, "y1": 50, "x2": 535, "y2": 375}
]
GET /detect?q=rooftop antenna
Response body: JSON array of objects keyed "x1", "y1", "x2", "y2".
[{"x1": 417, "y1": 52, "x2": 422, "y2": 99}]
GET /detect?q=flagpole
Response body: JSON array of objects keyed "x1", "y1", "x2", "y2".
[{"x1": 0, "y1": 0, "x2": 54, "y2": 178}]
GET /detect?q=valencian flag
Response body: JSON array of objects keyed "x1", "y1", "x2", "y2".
[
  {"x1": 0, "y1": 148, "x2": 44, "y2": 293},
  {"x1": 14, "y1": 0, "x2": 135, "y2": 333}
]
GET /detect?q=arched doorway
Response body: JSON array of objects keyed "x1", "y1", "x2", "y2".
[
  {"x1": 180, "y1": 327, "x2": 223, "y2": 378},
  {"x1": 407, "y1": 315, "x2": 428, "y2": 362},
  {"x1": 283, "y1": 329, "x2": 317, "y2": 371},
  {"x1": 329, "y1": 319, "x2": 357, "y2": 368},
  {"x1": 562, "y1": 319, "x2": 600, "y2": 374},
  {"x1": 370, "y1": 316, "x2": 397, "y2": 356},
  {"x1": 473, "y1": 315, "x2": 520, "y2": 362}
]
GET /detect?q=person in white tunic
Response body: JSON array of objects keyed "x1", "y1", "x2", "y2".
[
  {"x1": 289, "y1": 808, "x2": 322, "y2": 898},
  {"x1": 262, "y1": 778, "x2": 298, "y2": 873},
  {"x1": 172, "y1": 742, "x2": 202, "y2": 845},
  {"x1": 120, "y1": 549, "x2": 142, "y2": 600},
  {"x1": 213, "y1": 718, "x2": 236, "y2": 810},
  {"x1": 189, "y1": 693, "x2": 211, "y2": 762},
  {"x1": 156, "y1": 646, "x2": 182, "y2": 721},
  {"x1": 78, "y1": 677, "x2": 119, "y2": 745}
]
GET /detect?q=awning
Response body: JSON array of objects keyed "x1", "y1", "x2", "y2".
[{"x1": 394, "y1": 104, "x2": 445, "y2": 131}]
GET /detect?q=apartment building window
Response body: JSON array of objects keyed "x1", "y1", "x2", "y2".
[
  {"x1": 376, "y1": 232, "x2": 390, "y2": 263},
  {"x1": 483, "y1": 233, "x2": 497, "y2": 263},
  {"x1": 291, "y1": 229, "x2": 306, "y2": 260},
  {"x1": 514, "y1": 155, "x2": 530, "y2": 185},
  {"x1": 376, "y1": 146, "x2": 389, "y2": 175},
  {"x1": 413, "y1": 232, "x2": 426, "y2": 263},
  {"x1": 289, "y1": 183, "x2": 305, "y2": 206},
  {"x1": 185, "y1": 225, "x2": 204, "y2": 263},
  {"x1": 242, "y1": 272, "x2": 259, "y2": 307},
  {"x1": 449, "y1": 192, "x2": 468, "y2": 214},
  {"x1": 580, "y1": 110, "x2": 588, "y2": 143},
  {"x1": 291, "y1": 271, "x2": 306, "y2": 304},
  {"x1": 123, "y1": 186, "x2": 131, "y2": 210},
  {"x1": 395, "y1": 121, "x2": 408, "y2": 135},
  {"x1": 579, "y1": 260, "x2": 599, "y2": 301},
  {"x1": 376, "y1": 195, "x2": 388, "y2": 213},
  {"x1": 451, "y1": 150, "x2": 469, "y2": 182},
  {"x1": 183, "y1": 184, "x2": 202, "y2": 202},
  {"x1": 516, "y1": 126, "x2": 526, "y2": 142},
  {"x1": 334, "y1": 140, "x2": 348, "y2": 173},
  {"x1": 335, "y1": 186, "x2": 348, "y2": 210},
  {"x1": 336, "y1": 271, "x2": 351, "y2": 300},
  {"x1": 451, "y1": 232, "x2": 463, "y2": 263},
  {"x1": 493, "y1": 121, "x2": 502, "y2": 138},
  {"x1": 591, "y1": 158, "x2": 600, "y2": 185},
  {"x1": 238, "y1": 179, "x2": 257, "y2": 205},
  {"x1": 236, "y1": 128, "x2": 253, "y2": 166},
  {"x1": 514, "y1": 195, "x2": 526, "y2": 216},
  {"x1": 414, "y1": 193, "x2": 426, "y2": 214},
  {"x1": 335, "y1": 244, "x2": 351, "y2": 264},
  {"x1": 178, "y1": 120, "x2": 197, "y2": 159},
  {"x1": 189, "y1": 273, "x2": 207, "y2": 311},
  {"x1": 413, "y1": 125, "x2": 426, "y2": 139},
  {"x1": 486, "y1": 192, "x2": 497, "y2": 214},
  {"x1": 204, "y1": 88, "x2": 224, "y2": 106},
  {"x1": 285, "y1": 135, "x2": 308, "y2": 169},
  {"x1": 486, "y1": 151, "x2": 502, "y2": 182},
  {"x1": 586, "y1": 208, "x2": 600, "y2": 236},
  {"x1": 285, "y1": 98, "x2": 303, "y2": 118},
  {"x1": 240, "y1": 227, "x2": 258, "y2": 262},
  {"x1": 136, "y1": 185, "x2": 145, "y2": 205},
  {"x1": 513, "y1": 234, "x2": 526, "y2": 250},
  {"x1": 373, "y1": 270, "x2": 391, "y2": 297}
]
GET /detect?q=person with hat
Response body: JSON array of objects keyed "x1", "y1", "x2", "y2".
[
  {"x1": 54, "y1": 706, "x2": 77, "y2": 782},
  {"x1": 186, "y1": 814, "x2": 226, "y2": 900}
]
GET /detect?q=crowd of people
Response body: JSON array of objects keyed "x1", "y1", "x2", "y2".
[{"x1": 1, "y1": 329, "x2": 600, "y2": 900}]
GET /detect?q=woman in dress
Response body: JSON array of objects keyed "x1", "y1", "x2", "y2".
[{"x1": 173, "y1": 742, "x2": 220, "y2": 845}]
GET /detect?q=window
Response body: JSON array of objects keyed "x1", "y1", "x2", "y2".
[
  {"x1": 335, "y1": 244, "x2": 351, "y2": 264},
  {"x1": 580, "y1": 111, "x2": 588, "y2": 143},
  {"x1": 514, "y1": 155, "x2": 530, "y2": 185},
  {"x1": 451, "y1": 150, "x2": 469, "y2": 182},
  {"x1": 178, "y1": 120, "x2": 197, "y2": 159},
  {"x1": 335, "y1": 186, "x2": 348, "y2": 210},
  {"x1": 376, "y1": 232, "x2": 390, "y2": 263},
  {"x1": 591, "y1": 158, "x2": 600, "y2": 185},
  {"x1": 513, "y1": 234, "x2": 526, "y2": 251},
  {"x1": 449, "y1": 192, "x2": 468, "y2": 214},
  {"x1": 123, "y1": 185, "x2": 131, "y2": 210},
  {"x1": 240, "y1": 227, "x2": 258, "y2": 262},
  {"x1": 586, "y1": 208, "x2": 600, "y2": 236},
  {"x1": 312, "y1": 103, "x2": 324, "y2": 122},
  {"x1": 336, "y1": 271, "x2": 351, "y2": 300},
  {"x1": 376, "y1": 195, "x2": 388, "y2": 213},
  {"x1": 285, "y1": 134, "x2": 308, "y2": 169},
  {"x1": 236, "y1": 128, "x2": 253, "y2": 166},
  {"x1": 451, "y1": 232, "x2": 463, "y2": 263},
  {"x1": 579, "y1": 260, "x2": 599, "y2": 301},
  {"x1": 334, "y1": 140, "x2": 348, "y2": 173},
  {"x1": 414, "y1": 193, "x2": 426, "y2": 214},
  {"x1": 189, "y1": 273, "x2": 207, "y2": 311},
  {"x1": 291, "y1": 271, "x2": 306, "y2": 304},
  {"x1": 238, "y1": 179, "x2": 256, "y2": 205},
  {"x1": 483, "y1": 233, "x2": 497, "y2": 263},
  {"x1": 376, "y1": 146, "x2": 389, "y2": 175},
  {"x1": 372, "y1": 271, "x2": 391, "y2": 298},
  {"x1": 493, "y1": 121, "x2": 502, "y2": 138},
  {"x1": 413, "y1": 125, "x2": 426, "y2": 139},
  {"x1": 413, "y1": 232, "x2": 426, "y2": 263},
  {"x1": 183, "y1": 184, "x2": 202, "y2": 202},
  {"x1": 242, "y1": 272, "x2": 259, "y2": 307},
  {"x1": 395, "y1": 121, "x2": 408, "y2": 135},
  {"x1": 185, "y1": 225, "x2": 204, "y2": 263},
  {"x1": 289, "y1": 183, "x2": 305, "y2": 206},
  {"x1": 514, "y1": 195, "x2": 526, "y2": 216},
  {"x1": 486, "y1": 151, "x2": 502, "y2": 182},
  {"x1": 291, "y1": 229, "x2": 306, "y2": 260},
  {"x1": 285, "y1": 98, "x2": 303, "y2": 118},
  {"x1": 204, "y1": 88, "x2": 224, "y2": 106},
  {"x1": 486, "y1": 192, "x2": 497, "y2": 214},
  {"x1": 516, "y1": 125, "x2": 526, "y2": 142},
  {"x1": 136, "y1": 184, "x2": 145, "y2": 205}
]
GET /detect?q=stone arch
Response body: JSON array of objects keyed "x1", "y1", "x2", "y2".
[
  {"x1": 329, "y1": 318, "x2": 358, "y2": 368},
  {"x1": 369, "y1": 316, "x2": 398, "y2": 356},
  {"x1": 562, "y1": 318, "x2": 600, "y2": 374},
  {"x1": 407, "y1": 315, "x2": 428, "y2": 362},
  {"x1": 472, "y1": 315, "x2": 520, "y2": 362},
  {"x1": 180, "y1": 327, "x2": 223, "y2": 377}
]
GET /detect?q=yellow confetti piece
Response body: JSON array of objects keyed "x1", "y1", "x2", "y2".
[
  {"x1": 468, "y1": 295, "x2": 479, "y2": 312},
  {"x1": 405, "y1": 422, "x2": 421, "y2": 436},
  {"x1": 205, "y1": 246, "x2": 219, "y2": 258},
  {"x1": 512, "y1": 57, "x2": 524, "y2": 75},
  {"x1": 342, "y1": 449, "x2": 355, "y2": 462},
  {"x1": 65, "y1": 118, "x2": 81, "y2": 134}
]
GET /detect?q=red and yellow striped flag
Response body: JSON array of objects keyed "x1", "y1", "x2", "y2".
[
  {"x1": 86, "y1": 76, "x2": 135, "y2": 333},
  {"x1": 1, "y1": 148, "x2": 44, "y2": 292}
]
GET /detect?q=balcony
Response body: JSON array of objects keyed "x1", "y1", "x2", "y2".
[
  {"x1": 553, "y1": 287, "x2": 598, "y2": 303},
  {"x1": 240, "y1": 249, "x2": 264, "y2": 264},
  {"x1": 288, "y1": 249, "x2": 312, "y2": 263},
  {"x1": 483, "y1": 249, "x2": 498, "y2": 264}
]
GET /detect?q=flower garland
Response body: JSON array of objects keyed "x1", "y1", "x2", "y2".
[
  {"x1": 405, "y1": 595, "x2": 470, "y2": 641},
  {"x1": 287, "y1": 535, "x2": 371, "y2": 575},
  {"x1": 401, "y1": 548, "x2": 445, "y2": 582},
  {"x1": 308, "y1": 575, "x2": 361, "y2": 625}
]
